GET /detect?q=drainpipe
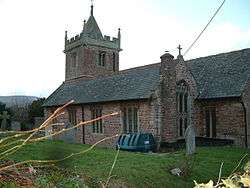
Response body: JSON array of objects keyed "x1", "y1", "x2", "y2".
[{"x1": 240, "y1": 101, "x2": 248, "y2": 148}]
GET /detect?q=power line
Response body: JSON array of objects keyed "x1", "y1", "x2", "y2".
[{"x1": 183, "y1": 0, "x2": 226, "y2": 56}]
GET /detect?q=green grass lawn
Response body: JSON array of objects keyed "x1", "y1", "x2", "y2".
[{"x1": 7, "y1": 140, "x2": 250, "y2": 188}]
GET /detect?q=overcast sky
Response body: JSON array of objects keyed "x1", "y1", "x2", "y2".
[{"x1": 0, "y1": 0, "x2": 249, "y2": 97}]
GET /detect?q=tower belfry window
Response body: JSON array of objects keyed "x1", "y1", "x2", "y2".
[
  {"x1": 71, "y1": 52, "x2": 77, "y2": 67},
  {"x1": 98, "y1": 51, "x2": 106, "y2": 66}
]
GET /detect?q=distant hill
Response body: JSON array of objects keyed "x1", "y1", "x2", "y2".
[{"x1": 0, "y1": 96, "x2": 39, "y2": 107}]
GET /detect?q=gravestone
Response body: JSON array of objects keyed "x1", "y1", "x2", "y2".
[
  {"x1": 11, "y1": 121, "x2": 21, "y2": 131},
  {"x1": 0, "y1": 111, "x2": 10, "y2": 130},
  {"x1": 184, "y1": 125, "x2": 196, "y2": 155}
]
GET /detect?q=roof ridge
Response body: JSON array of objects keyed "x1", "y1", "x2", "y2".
[
  {"x1": 61, "y1": 62, "x2": 161, "y2": 86},
  {"x1": 186, "y1": 47, "x2": 250, "y2": 62},
  {"x1": 120, "y1": 62, "x2": 160, "y2": 73},
  {"x1": 91, "y1": 63, "x2": 161, "y2": 81}
]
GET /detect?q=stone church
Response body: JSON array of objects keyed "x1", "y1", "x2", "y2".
[{"x1": 43, "y1": 5, "x2": 250, "y2": 148}]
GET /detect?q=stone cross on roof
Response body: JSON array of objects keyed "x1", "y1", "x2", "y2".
[
  {"x1": 177, "y1": 45, "x2": 182, "y2": 56},
  {"x1": 0, "y1": 111, "x2": 10, "y2": 130}
]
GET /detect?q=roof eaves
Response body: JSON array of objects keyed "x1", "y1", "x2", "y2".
[{"x1": 42, "y1": 82, "x2": 65, "y2": 107}]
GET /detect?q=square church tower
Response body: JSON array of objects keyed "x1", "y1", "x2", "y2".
[{"x1": 64, "y1": 5, "x2": 121, "y2": 81}]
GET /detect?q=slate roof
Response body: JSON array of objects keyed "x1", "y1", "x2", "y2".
[
  {"x1": 43, "y1": 64, "x2": 160, "y2": 107},
  {"x1": 43, "y1": 48, "x2": 250, "y2": 107},
  {"x1": 187, "y1": 48, "x2": 250, "y2": 99}
]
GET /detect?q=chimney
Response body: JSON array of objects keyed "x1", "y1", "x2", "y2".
[
  {"x1": 160, "y1": 52, "x2": 175, "y2": 75},
  {"x1": 159, "y1": 51, "x2": 178, "y2": 143}
]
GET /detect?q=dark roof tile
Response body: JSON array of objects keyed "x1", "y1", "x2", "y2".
[
  {"x1": 187, "y1": 48, "x2": 250, "y2": 99},
  {"x1": 43, "y1": 48, "x2": 250, "y2": 107},
  {"x1": 43, "y1": 64, "x2": 160, "y2": 107}
]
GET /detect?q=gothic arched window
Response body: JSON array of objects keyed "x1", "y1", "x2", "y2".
[{"x1": 176, "y1": 81, "x2": 189, "y2": 137}]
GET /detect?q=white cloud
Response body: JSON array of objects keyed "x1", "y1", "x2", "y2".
[{"x1": 0, "y1": 0, "x2": 249, "y2": 97}]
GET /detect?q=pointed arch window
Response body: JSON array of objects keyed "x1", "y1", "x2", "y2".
[{"x1": 176, "y1": 81, "x2": 189, "y2": 137}]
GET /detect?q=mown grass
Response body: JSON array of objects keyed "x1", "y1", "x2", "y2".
[{"x1": 7, "y1": 140, "x2": 250, "y2": 188}]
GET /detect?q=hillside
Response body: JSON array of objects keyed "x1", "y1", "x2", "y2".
[{"x1": 0, "y1": 95, "x2": 38, "y2": 107}]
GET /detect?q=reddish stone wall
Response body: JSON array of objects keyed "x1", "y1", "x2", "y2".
[
  {"x1": 196, "y1": 100, "x2": 246, "y2": 147},
  {"x1": 83, "y1": 103, "x2": 121, "y2": 147},
  {"x1": 242, "y1": 80, "x2": 250, "y2": 147},
  {"x1": 84, "y1": 101, "x2": 155, "y2": 147},
  {"x1": 44, "y1": 100, "x2": 156, "y2": 148},
  {"x1": 192, "y1": 101, "x2": 205, "y2": 137},
  {"x1": 159, "y1": 55, "x2": 178, "y2": 142},
  {"x1": 44, "y1": 107, "x2": 83, "y2": 143},
  {"x1": 158, "y1": 55, "x2": 246, "y2": 147},
  {"x1": 159, "y1": 56, "x2": 201, "y2": 143},
  {"x1": 65, "y1": 46, "x2": 119, "y2": 81}
]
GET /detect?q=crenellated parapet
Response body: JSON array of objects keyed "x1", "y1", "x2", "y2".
[
  {"x1": 65, "y1": 31, "x2": 121, "y2": 52},
  {"x1": 64, "y1": 4, "x2": 121, "y2": 53}
]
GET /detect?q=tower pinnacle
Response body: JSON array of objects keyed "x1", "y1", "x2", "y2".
[
  {"x1": 64, "y1": 30, "x2": 68, "y2": 46},
  {"x1": 118, "y1": 28, "x2": 121, "y2": 39},
  {"x1": 118, "y1": 28, "x2": 121, "y2": 48},
  {"x1": 83, "y1": 20, "x2": 86, "y2": 31},
  {"x1": 65, "y1": 30, "x2": 68, "y2": 40}
]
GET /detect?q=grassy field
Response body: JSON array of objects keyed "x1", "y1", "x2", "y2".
[{"x1": 6, "y1": 140, "x2": 250, "y2": 188}]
